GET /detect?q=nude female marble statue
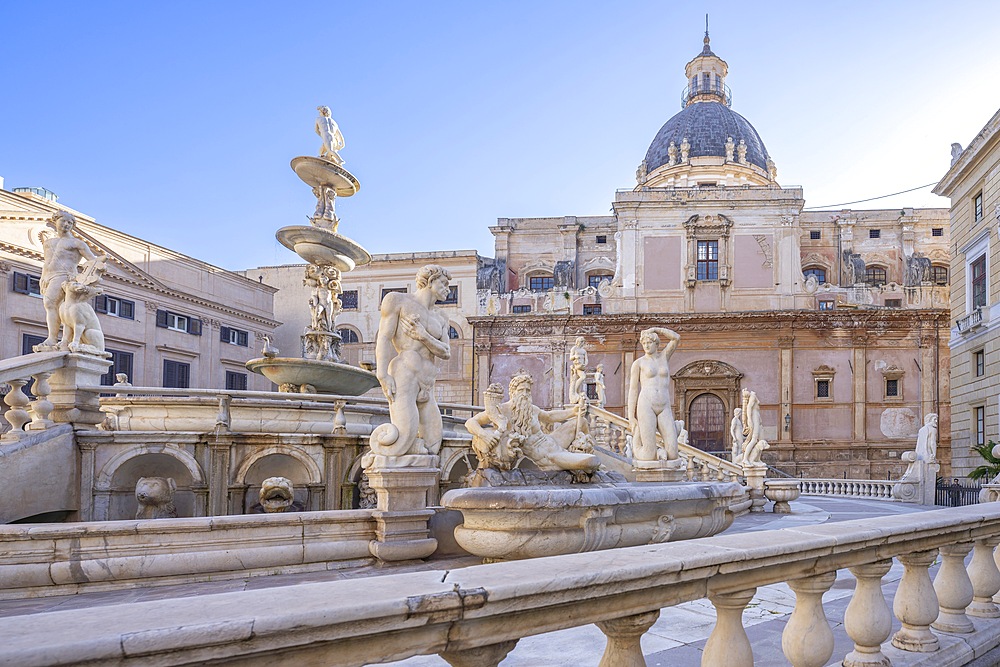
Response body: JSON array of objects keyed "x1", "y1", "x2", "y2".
[
  {"x1": 627, "y1": 327, "x2": 682, "y2": 463},
  {"x1": 370, "y1": 265, "x2": 452, "y2": 457},
  {"x1": 729, "y1": 407, "x2": 744, "y2": 464}
]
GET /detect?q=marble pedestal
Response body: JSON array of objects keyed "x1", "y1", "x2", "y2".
[
  {"x1": 744, "y1": 466, "x2": 768, "y2": 513},
  {"x1": 633, "y1": 458, "x2": 686, "y2": 483},
  {"x1": 365, "y1": 455, "x2": 439, "y2": 562},
  {"x1": 48, "y1": 353, "x2": 112, "y2": 428}
]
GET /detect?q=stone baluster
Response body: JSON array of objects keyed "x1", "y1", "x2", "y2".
[
  {"x1": 595, "y1": 610, "x2": 660, "y2": 667},
  {"x1": 843, "y1": 560, "x2": 893, "y2": 667},
  {"x1": 932, "y1": 542, "x2": 974, "y2": 633},
  {"x1": 969, "y1": 537, "x2": 1000, "y2": 617},
  {"x1": 686, "y1": 456, "x2": 696, "y2": 481},
  {"x1": 332, "y1": 400, "x2": 347, "y2": 433},
  {"x1": 782, "y1": 572, "x2": 836, "y2": 667},
  {"x1": 440, "y1": 639, "x2": 518, "y2": 667},
  {"x1": 1, "y1": 378, "x2": 31, "y2": 440},
  {"x1": 703, "y1": 589, "x2": 756, "y2": 667},
  {"x1": 27, "y1": 371, "x2": 54, "y2": 430},
  {"x1": 891, "y1": 549, "x2": 940, "y2": 652}
]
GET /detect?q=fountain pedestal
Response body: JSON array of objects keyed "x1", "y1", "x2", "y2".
[
  {"x1": 634, "y1": 458, "x2": 686, "y2": 483},
  {"x1": 365, "y1": 456, "x2": 439, "y2": 562}
]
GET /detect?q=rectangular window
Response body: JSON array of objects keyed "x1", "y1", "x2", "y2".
[
  {"x1": 975, "y1": 192, "x2": 984, "y2": 222},
  {"x1": 381, "y1": 287, "x2": 407, "y2": 304},
  {"x1": 340, "y1": 290, "x2": 359, "y2": 310},
  {"x1": 865, "y1": 267, "x2": 887, "y2": 286},
  {"x1": 976, "y1": 349, "x2": 986, "y2": 377},
  {"x1": 12, "y1": 271, "x2": 41, "y2": 296},
  {"x1": 931, "y1": 265, "x2": 948, "y2": 285},
  {"x1": 696, "y1": 240, "x2": 719, "y2": 280},
  {"x1": 972, "y1": 255, "x2": 987, "y2": 309},
  {"x1": 818, "y1": 300, "x2": 835, "y2": 311},
  {"x1": 816, "y1": 379, "x2": 830, "y2": 398},
  {"x1": 437, "y1": 285, "x2": 459, "y2": 305},
  {"x1": 885, "y1": 299, "x2": 902, "y2": 308},
  {"x1": 586, "y1": 383, "x2": 598, "y2": 400},
  {"x1": 869, "y1": 229, "x2": 881, "y2": 239},
  {"x1": 156, "y1": 309, "x2": 202, "y2": 335},
  {"x1": 810, "y1": 230, "x2": 821, "y2": 240},
  {"x1": 21, "y1": 334, "x2": 45, "y2": 396},
  {"x1": 583, "y1": 304, "x2": 602, "y2": 315},
  {"x1": 932, "y1": 227, "x2": 944, "y2": 237},
  {"x1": 885, "y1": 378, "x2": 899, "y2": 398},
  {"x1": 596, "y1": 235, "x2": 607, "y2": 244},
  {"x1": 95, "y1": 295, "x2": 135, "y2": 319},
  {"x1": 100, "y1": 349, "x2": 135, "y2": 386},
  {"x1": 512, "y1": 304, "x2": 531, "y2": 314},
  {"x1": 225, "y1": 370, "x2": 248, "y2": 391},
  {"x1": 588, "y1": 274, "x2": 613, "y2": 289},
  {"x1": 220, "y1": 326, "x2": 249, "y2": 347},
  {"x1": 977, "y1": 406, "x2": 986, "y2": 446},
  {"x1": 162, "y1": 359, "x2": 190, "y2": 389},
  {"x1": 529, "y1": 276, "x2": 555, "y2": 291}
]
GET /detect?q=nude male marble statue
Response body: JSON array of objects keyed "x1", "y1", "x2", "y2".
[
  {"x1": 369, "y1": 265, "x2": 452, "y2": 457},
  {"x1": 315, "y1": 106, "x2": 345, "y2": 165}
]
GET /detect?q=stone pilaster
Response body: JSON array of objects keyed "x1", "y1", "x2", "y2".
[
  {"x1": 365, "y1": 454, "x2": 439, "y2": 562},
  {"x1": 48, "y1": 353, "x2": 113, "y2": 428}
]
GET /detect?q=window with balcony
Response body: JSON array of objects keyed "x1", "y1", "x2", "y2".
[
  {"x1": 972, "y1": 254, "x2": 988, "y2": 309},
  {"x1": 95, "y1": 295, "x2": 135, "y2": 319},
  {"x1": 865, "y1": 266, "x2": 887, "y2": 287},
  {"x1": 529, "y1": 275, "x2": 555, "y2": 292},
  {"x1": 696, "y1": 240, "x2": 719, "y2": 280},
  {"x1": 12, "y1": 271, "x2": 41, "y2": 296}
]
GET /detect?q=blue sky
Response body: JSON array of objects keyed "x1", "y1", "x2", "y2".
[{"x1": 3, "y1": 1, "x2": 999, "y2": 271}]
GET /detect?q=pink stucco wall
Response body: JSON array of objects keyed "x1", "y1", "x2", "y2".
[
  {"x1": 643, "y1": 236, "x2": 681, "y2": 290},
  {"x1": 733, "y1": 234, "x2": 773, "y2": 288}
]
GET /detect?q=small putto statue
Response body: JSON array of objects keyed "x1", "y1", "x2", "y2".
[
  {"x1": 724, "y1": 136, "x2": 735, "y2": 162},
  {"x1": 667, "y1": 141, "x2": 678, "y2": 166},
  {"x1": 315, "y1": 106, "x2": 345, "y2": 165},
  {"x1": 737, "y1": 138, "x2": 747, "y2": 164},
  {"x1": 680, "y1": 137, "x2": 691, "y2": 163}
]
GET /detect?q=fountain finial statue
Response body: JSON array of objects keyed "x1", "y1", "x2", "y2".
[{"x1": 315, "y1": 106, "x2": 345, "y2": 165}]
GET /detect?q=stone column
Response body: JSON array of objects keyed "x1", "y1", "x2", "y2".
[
  {"x1": 595, "y1": 610, "x2": 659, "y2": 667},
  {"x1": 843, "y1": 560, "x2": 893, "y2": 667},
  {"x1": 474, "y1": 342, "x2": 491, "y2": 402},
  {"x1": 323, "y1": 439, "x2": 344, "y2": 511},
  {"x1": 77, "y1": 439, "x2": 98, "y2": 521},
  {"x1": 440, "y1": 640, "x2": 518, "y2": 667},
  {"x1": 744, "y1": 466, "x2": 767, "y2": 512},
  {"x1": 778, "y1": 335, "x2": 793, "y2": 443},
  {"x1": 852, "y1": 335, "x2": 867, "y2": 444},
  {"x1": 919, "y1": 332, "x2": 937, "y2": 425},
  {"x1": 208, "y1": 439, "x2": 232, "y2": 517},
  {"x1": 932, "y1": 542, "x2": 975, "y2": 633},
  {"x1": 782, "y1": 572, "x2": 836, "y2": 667},
  {"x1": 191, "y1": 484, "x2": 209, "y2": 517},
  {"x1": 704, "y1": 588, "x2": 756, "y2": 667},
  {"x1": 306, "y1": 483, "x2": 324, "y2": 511},
  {"x1": 365, "y1": 454, "x2": 439, "y2": 562},
  {"x1": 550, "y1": 340, "x2": 567, "y2": 406},
  {"x1": 968, "y1": 537, "x2": 1000, "y2": 618},
  {"x1": 891, "y1": 549, "x2": 940, "y2": 652},
  {"x1": 48, "y1": 353, "x2": 113, "y2": 428}
]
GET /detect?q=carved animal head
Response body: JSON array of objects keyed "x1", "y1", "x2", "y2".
[
  {"x1": 62, "y1": 280, "x2": 102, "y2": 301},
  {"x1": 135, "y1": 477, "x2": 176, "y2": 506},
  {"x1": 259, "y1": 476, "x2": 295, "y2": 512}
]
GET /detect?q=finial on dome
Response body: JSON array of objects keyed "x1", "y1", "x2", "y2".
[{"x1": 703, "y1": 14, "x2": 711, "y2": 53}]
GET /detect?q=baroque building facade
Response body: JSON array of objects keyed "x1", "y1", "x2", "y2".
[
  {"x1": 471, "y1": 35, "x2": 951, "y2": 478},
  {"x1": 935, "y1": 107, "x2": 1000, "y2": 475},
  {"x1": 0, "y1": 185, "x2": 279, "y2": 392}
]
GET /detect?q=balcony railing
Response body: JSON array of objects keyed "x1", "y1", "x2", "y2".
[
  {"x1": 957, "y1": 307, "x2": 986, "y2": 333},
  {"x1": 681, "y1": 82, "x2": 732, "y2": 108}
]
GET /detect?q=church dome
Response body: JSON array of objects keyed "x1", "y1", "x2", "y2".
[{"x1": 644, "y1": 102, "x2": 771, "y2": 173}]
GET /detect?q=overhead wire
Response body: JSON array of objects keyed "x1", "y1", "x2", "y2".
[{"x1": 802, "y1": 181, "x2": 940, "y2": 210}]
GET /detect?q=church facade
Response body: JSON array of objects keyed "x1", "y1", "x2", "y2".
[{"x1": 471, "y1": 34, "x2": 951, "y2": 478}]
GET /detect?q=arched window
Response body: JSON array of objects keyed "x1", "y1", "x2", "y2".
[
  {"x1": 337, "y1": 327, "x2": 360, "y2": 344},
  {"x1": 865, "y1": 266, "x2": 887, "y2": 287},
  {"x1": 803, "y1": 266, "x2": 827, "y2": 283},
  {"x1": 448, "y1": 326, "x2": 460, "y2": 340},
  {"x1": 931, "y1": 265, "x2": 949, "y2": 285},
  {"x1": 688, "y1": 393, "x2": 726, "y2": 454}
]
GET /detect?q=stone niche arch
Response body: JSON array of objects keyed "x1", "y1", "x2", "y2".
[
  {"x1": 95, "y1": 444, "x2": 206, "y2": 521},
  {"x1": 673, "y1": 360, "x2": 743, "y2": 451},
  {"x1": 234, "y1": 446, "x2": 323, "y2": 513}
]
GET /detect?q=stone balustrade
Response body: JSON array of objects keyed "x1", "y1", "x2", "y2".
[
  {"x1": 0, "y1": 350, "x2": 69, "y2": 441},
  {"x1": 799, "y1": 478, "x2": 896, "y2": 500},
  {"x1": 8, "y1": 504, "x2": 1000, "y2": 666}
]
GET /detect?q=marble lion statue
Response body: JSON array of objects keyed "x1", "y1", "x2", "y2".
[
  {"x1": 135, "y1": 477, "x2": 178, "y2": 519},
  {"x1": 254, "y1": 476, "x2": 304, "y2": 513},
  {"x1": 59, "y1": 280, "x2": 109, "y2": 356}
]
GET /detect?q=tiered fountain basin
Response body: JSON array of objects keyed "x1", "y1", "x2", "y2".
[
  {"x1": 275, "y1": 226, "x2": 371, "y2": 272},
  {"x1": 442, "y1": 481, "x2": 743, "y2": 561},
  {"x1": 291, "y1": 156, "x2": 359, "y2": 196},
  {"x1": 246, "y1": 357, "x2": 379, "y2": 395}
]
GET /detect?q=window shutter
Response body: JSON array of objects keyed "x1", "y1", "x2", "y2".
[
  {"x1": 238, "y1": 330, "x2": 249, "y2": 347},
  {"x1": 120, "y1": 300, "x2": 135, "y2": 319},
  {"x1": 13, "y1": 272, "x2": 28, "y2": 294},
  {"x1": 163, "y1": 360, "x2": 177, "y2": 387},
  {"x1": 220, "y1": 326, "x2": 230, "y2": 343},
  {"x1": 156, "y1": 309, "x2": 168, "y2": 328},
  {"x1": 179, "y1": 363, "x2": 190, "y2": 388},
  {"x1": 189, "y1": 318, "x2": 203, "y2": 336},
  {"x1": 94, "y1": 294, "x2": 108, "y2": 313}
]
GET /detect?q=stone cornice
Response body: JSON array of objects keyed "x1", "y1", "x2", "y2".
[{"x1": 934, "y1": 107, "x2": 1000, "y2": 198}]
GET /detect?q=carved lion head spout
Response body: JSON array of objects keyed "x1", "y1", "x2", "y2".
[{"x1": 258, "y1": 476, "x2": 297, "y2": 513}]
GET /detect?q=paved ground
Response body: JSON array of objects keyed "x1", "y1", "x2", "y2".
[{"x1": 0, "y1": 496, "x2": 935, "y2": 666}]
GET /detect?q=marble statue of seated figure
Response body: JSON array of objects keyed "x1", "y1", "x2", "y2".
[{"x1": 466, "y1": 370, "x2": 600, "y2": 473}]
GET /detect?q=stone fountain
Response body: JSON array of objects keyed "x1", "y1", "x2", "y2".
[{"x1": 247, "y1": 107, "x2": 379, "y2": 395}]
